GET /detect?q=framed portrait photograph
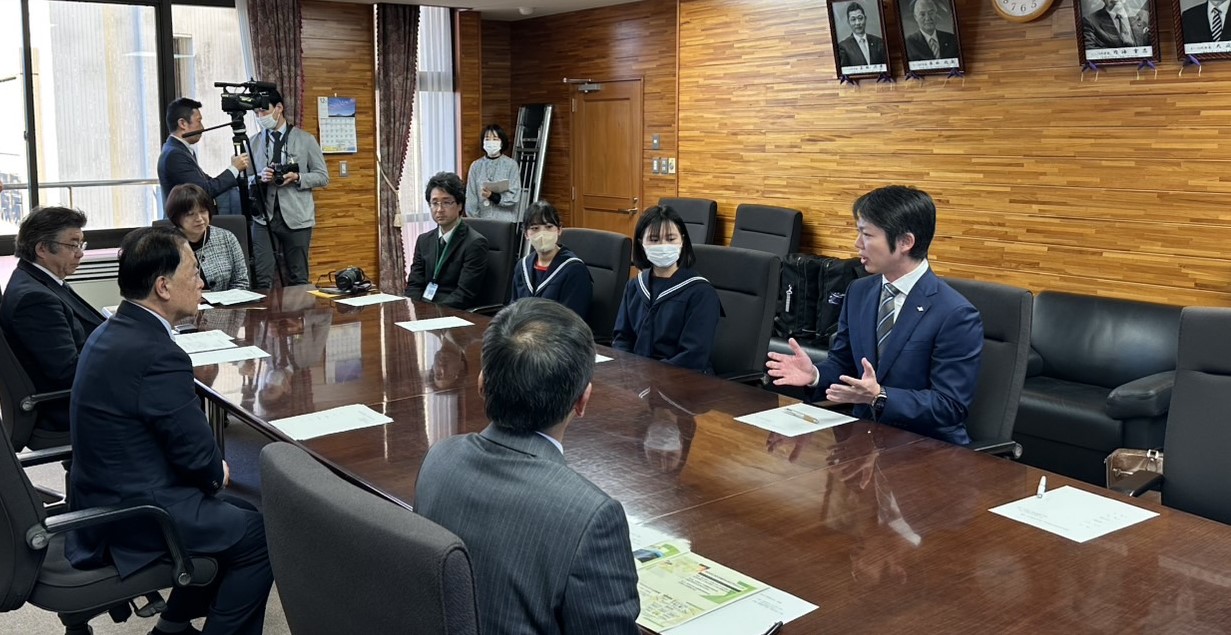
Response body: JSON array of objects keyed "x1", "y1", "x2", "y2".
[
  {"x1": 896, "y1": 0, "x2": 965, "y2": 74},
  {"x1": 1175, "y1": 0, "x2": 1231, "y2": 60},
  {"x1": 1074, "y1": 0, "x2": 1160, "y2": 65},
  {"x1": 828, "y1": 0, "x2": 892, "y2": 78}
]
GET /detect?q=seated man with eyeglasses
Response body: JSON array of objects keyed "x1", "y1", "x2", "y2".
[
  {"x1": 0, "y1": 206, "x2": 105, "y2": 449},
  {"x1": 405, "y1": 171, "x2": 489, "y2": 309}
]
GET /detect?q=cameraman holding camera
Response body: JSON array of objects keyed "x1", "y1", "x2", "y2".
[
  {"x1": 158, "y1": 97, "x2": 251, "y2": 213},
  {"x1": 248, "y1": 89, "x2": 329, "y2": 288}
]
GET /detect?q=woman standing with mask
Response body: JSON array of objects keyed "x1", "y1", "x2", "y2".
[
  {"x1": 465, "y1": 124, "x2": 521, "y2": 221},
  {"x1": 612, "y1": 205, "x2": 721, "y2": 373},
  {"x1": 510, "y1": 201, "x2": 592, "y2": 320}
]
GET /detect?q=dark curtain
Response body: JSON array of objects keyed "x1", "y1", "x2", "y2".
[
  {"x1": 247, "y1": 0, "x2": 303, "y2": 123},
  {"x1": 375, "y1": 4, "x2": 419, "y2": 293}
]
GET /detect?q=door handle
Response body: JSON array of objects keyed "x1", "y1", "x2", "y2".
[{"x1": 619, "y1": 197, "x2": 640, "y2": 215}]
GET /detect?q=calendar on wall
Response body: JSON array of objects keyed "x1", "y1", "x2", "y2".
[{"x1": 317, "y1": 96, "x2": 358, "y2": 154}]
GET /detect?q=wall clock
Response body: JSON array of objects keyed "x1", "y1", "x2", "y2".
[{"x1": 992, "y1": 0, "x2": 1055, "y2": 22}]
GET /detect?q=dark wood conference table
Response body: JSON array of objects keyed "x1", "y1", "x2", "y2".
[{"x1": 192, "y1": 286, "x2": 1231, "y2": 633}]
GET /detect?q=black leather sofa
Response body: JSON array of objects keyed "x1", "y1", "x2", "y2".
[{"x1": 1013, "y1": 291, "x2": 1182, "y2": 485}]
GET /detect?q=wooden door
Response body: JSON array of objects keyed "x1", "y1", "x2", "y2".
[{"x1": 572, "y1": 79, "x2": 642, "y2": 236}]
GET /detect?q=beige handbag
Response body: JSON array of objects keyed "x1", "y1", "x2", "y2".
[{"x1": 1105, "y1": 448, "x2": 1164, "y2": 489}]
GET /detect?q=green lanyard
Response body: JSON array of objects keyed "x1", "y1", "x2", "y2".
[{"x1": 431, "y1": 227, "x2": 460, "y2": 281}]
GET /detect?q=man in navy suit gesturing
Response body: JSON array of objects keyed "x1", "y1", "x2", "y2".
[{"x1": 767, "y1": 186, "x2": 983, "y2": 445}]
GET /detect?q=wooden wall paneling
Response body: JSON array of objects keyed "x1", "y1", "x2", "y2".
[
  {"x1": 502, "y1": 0, "x2": 678, "y2": 228},
  {"x1": 481, "y1": 20, "x2": 513, "y2": 145},
  {"x1": 678, "y1": 0, "x2": 1231, "y2": 307},
  {"x1": 457, "y1": 11, "x2": 485, "y2": 174},
  {"x1": 301, "y1": 1, "x2": 378, "y2": 286}
]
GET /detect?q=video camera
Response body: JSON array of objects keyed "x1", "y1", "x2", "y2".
[{"x1": 215, "y1": 80, "x2": 278, "y2": 114}]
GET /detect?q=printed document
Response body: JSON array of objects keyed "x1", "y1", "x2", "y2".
[
  {"x1": 482, "y1": 179, "x2": 510, "y2": 193},
  {"x1": 174, "y1": 330, "x2": 236, "y2": 354},
  {"x1": 735, "y1": 403, "x2": 854, "y2": 437},
  {"x1": 989, "y1": 485, "x2": 1159, "y2": 543},
  {"x1": 201, "y1": 289, "x2": 266, "y2": 306},
  {"x1": 596, "y1": 353, "x2": 614, "y2": 363},
  {"x1": 635, "y1": 541, "x2": 767, "y2": 632},
  {"x1": 189, "y1": 345, "x2": 270, "y2": 367},
  {"x1": 270, "y1": 404, "x2": 393, "y2": 440},
  {"x1": 395, "y1": 316, "x2": 474, "y2": 332},
  {"x1": 336, "y1": 293, "x2": 406, "y2": 307}
]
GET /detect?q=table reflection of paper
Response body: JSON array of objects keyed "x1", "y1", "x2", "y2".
[
  {"x1": 395, "y1": 316, "x2": 475, "y2": 332},
  {"x1": 202, "y1": 289, "x2": 266, "y2": 306},
  {"x1": 989, "y1": 485, "x2": 1159, "y2": 543},
  {"x1": 174, "y1": 329, "x2": 237, "y2": 354},
  {"x1": 269, "y1": 404, "x2": 393, "y2": 441},
  {"x1": 734, "y1": 404, "x2": 854, "y2": 437},
  {"x1": 335, "y1": 293, "x2": 407, "y2": 308},
  {"x1": 188, "y1": 345, "x2": 270, "y2": 367}
]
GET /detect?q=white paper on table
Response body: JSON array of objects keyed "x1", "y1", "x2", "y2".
[
  {"x1": 596, "y1": 353, "x2": 613, "y2": 363},
  {"x1": 197, "y1": 303, "x2": 212, "y2": 311},
  {"x1": 629, "y1": 524, "x2": 679, "y2": 552},
  {"x1": 335, "y1": 293, "x2": 407, "y2": 308},
  {"x1": 269, "y1": 404, "x2": 393, "y2": 441},
  {"x1": 188, "y1": 345, "x2": 270, "y2": 367},
  {"x1": 734, "y1": 404, "x2": 854, "y2": 437},
  {"x1": 174, "y1": 330, "x2": 237, "y2": 354},
  {"x1": 989, "y1": 485, "x2": 1159, "y2": 543},
  {"x1": 395, "y1": 316, "x2": 475, "y2": 332},
  {"x1": 664, "y1": 587, "x2": 818, "y2": 635},
  {"x1": 201, "y1": 289, "x2": 266, "y2": 305}
]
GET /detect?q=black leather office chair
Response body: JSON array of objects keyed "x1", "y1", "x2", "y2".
[
  {"x1": 562, "y1": 228, "x2": 632, "y2": 345},
  {"x1": 0, "y1": 426, "x2": 217, "y2": 635},
  {"x1": 464, "y1": 218, "x2": 518, "y2": 314},
  {"x1": 0, "y1": 327, "x2": 71, "y2": 452},
  {"x1": 730, "y1": 204, "x2": 802, "y2": 258},
  {"x1": 693, "y1": 244, "x2": 781, "y2": 382},
  {"x1": 944, "y1": 277, "x2": 1033, "y2": 457},
  {"x1": 260, "y1": 443, "x2": 480, "y2": 635},
  {"x1": 659, "y1": 197, "x2": 717, "y2": 245},
  {"x1": 1115, "y1": 307, "x2": 1231, "y2": 525}
]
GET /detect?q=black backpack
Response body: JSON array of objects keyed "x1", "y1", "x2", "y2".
[
  {"x1": 774, "y1": 254, "x2": 823, "y2": 341},
  {"x1": 815, "y1": 258, "x2": 865, "y2": 342}
]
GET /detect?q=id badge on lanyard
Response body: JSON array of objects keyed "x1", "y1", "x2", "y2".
[{"x1": 424, "y1": 236, "x2": 455, "y2": 301}]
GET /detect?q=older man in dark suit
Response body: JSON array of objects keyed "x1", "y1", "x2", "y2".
[
  {"x1": 904, "y1": 0, "x2": 961, "y2": 61},
  {"x1": 1084, "y1": 0, "x2": 1150, "y2": 48},
  {"x1": 415, "y1": 298, "x2": 640, "y2": 635},
  {"x1": 67, "y1": 227, "x2": 272, "y2": 635},
  {"x1": 0, "y1": 207, "x2": 104, "y2": 449},
  {"x1": 405, "y1": 171, "x2": 489, "y2": 309},
  {"x1": 157, "y1": 97, "x2": 250, "y2": 213}
]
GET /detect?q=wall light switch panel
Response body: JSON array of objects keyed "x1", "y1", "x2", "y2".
[
  {"x1": 339, "y1": 161, "x2": 350, "y2": 177},
  {"x1": 651, "y1": 157, "x2": 660, "y2": 174},
  {"x1": 667, "y1": 158, "x2": 676, "y2": 174}
]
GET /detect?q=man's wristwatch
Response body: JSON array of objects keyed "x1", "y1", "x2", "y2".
[{"x1": 871, "y1": 390, "x2": 888, "y2": 419}]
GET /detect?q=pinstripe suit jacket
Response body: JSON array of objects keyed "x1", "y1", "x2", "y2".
[{"x1": 414, "y1": 425, "x2": 640, "y2": 635}]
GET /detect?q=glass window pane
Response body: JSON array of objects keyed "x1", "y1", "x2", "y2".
[
  {"x1": 170, "y1": 5, "x2": 245, "y2": 186},
  {"x1": 29, "y1": 1, "x2": 161, "y2": 230},
  {"x1": 0, "y1": 1, "x2": 30, "y2": 235}
]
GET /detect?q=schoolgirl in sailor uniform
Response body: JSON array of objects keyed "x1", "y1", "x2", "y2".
[
  {"x1": 612, "y1": 205, "x2": 721, "y2": 373},
  {"x1": 510, "y1": 200, "x2": 592, "y2": 320}
]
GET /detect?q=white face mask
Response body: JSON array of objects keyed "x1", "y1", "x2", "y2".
[
  {"x1": 483, "y1": 140, "x2": 502, "y2": 156},
  {"x1": 643, "y1": 244, "x2": 681, "y2": 269},
  {"x1": 530, "y1": 230, "x2": 559, "y2": 254},
  {"x1": 257, "y1": 114, "x2": 277, "y2": 130}
]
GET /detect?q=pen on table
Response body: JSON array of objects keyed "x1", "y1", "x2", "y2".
[
  {"x1": 1036, "y1": 476, "x2": 1047, "y2": 499},
  {"x1": 784, "y1": 408, "x2": 819, "y2": 424},
  {"x1": 761, "y1": 621, "x2": 783, "y2": 635}
]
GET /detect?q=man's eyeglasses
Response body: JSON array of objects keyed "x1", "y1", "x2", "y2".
[
  {"x1": 50, "y1": 241, "x2": 87, "y2": 253},
  {"x1": 429, "y1": 200, "x2": 458, "y2": 210}
]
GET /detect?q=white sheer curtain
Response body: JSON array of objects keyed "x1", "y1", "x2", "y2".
[{"x1": 400, "y1": 6, "x2": 456, "y2": 265}]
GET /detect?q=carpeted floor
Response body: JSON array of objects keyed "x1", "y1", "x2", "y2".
[{"x1": 1, "y1": 421, "x2": 293, "y2": 634}]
